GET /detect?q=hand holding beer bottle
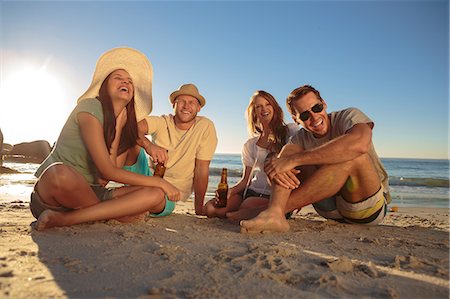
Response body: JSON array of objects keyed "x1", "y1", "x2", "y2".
[
  {"x1": 214, "y1": 168, "x2": 228, "y2": 208},
  {"x1": 153, "y1": 162, "x2": 166, "y2": 178}
]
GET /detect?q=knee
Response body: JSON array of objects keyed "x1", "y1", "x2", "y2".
[
  {"x1": 352, "y1": 153, "x2": 372, "y2": 165},
  {"x1": 42, "y1": 164, "x2": 79, "y2": 193},
  {"x1": 141, "y1": 186, "x2": 165, "y2": 211},
  {"x1": 142, "y1": 186, "x2": 165, "y2": 201},
  {"x1": 279, "y1": 144, "x2": 302, "y2": 157},
  {"x1": 345, "y1": 153, "x2": 373, "y2": 174},
  {"x1": 330, "y1": 153, "x2": 372, "y2": 174}
]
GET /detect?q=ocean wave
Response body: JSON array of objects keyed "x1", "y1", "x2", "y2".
[
  {"x1": 4, "y1": 162, "x2": 449, "y2": 189},
  {"x1": 389, "y1": 176, "x2": 449, "y2": 188},
  {"x1": 209, "y1": 167, "x2": 243, "y2": 178},
  {"x1": 209, "y1": 167, "x2": 449, "y2": 188}
]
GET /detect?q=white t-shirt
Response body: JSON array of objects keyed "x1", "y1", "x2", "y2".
[
  {"x1": 241, "y1": 123, "x2": 298, "y2": 195},
  {"x1": 144, "y1": 115, "x2": 218, "y2": 201}
]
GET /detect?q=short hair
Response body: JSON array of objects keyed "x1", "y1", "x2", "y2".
[{"x1": 286, "y1": 85, "x2": 323, "y2": 116}]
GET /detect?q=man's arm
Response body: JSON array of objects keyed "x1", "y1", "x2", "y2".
[
  {"x1": 266, "y1": 123, "x2": 372, "y2": 180},
  {"x1": 193, "y1": 158, "x2": 211, "y2": 215},
  {"x1": 137, "y1": 118, "x2": 168, "y2": 164},
  {"x1": 296, "y1": 123, "x2": 372, "y2": 165}
]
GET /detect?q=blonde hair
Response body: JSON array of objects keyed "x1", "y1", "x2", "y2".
[{"x1": 246, "y1": 90, "x2": 287, "y2": 153}]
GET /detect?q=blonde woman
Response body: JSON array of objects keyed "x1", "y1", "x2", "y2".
[
  {"x1": 204, "y1": 90, "x2": 297, "y2": 220},
  {"x1": 30, "y1": 47, "x2": 180, "y2": 230}
]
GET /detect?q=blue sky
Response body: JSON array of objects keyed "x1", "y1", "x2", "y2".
[{"x1": 1, "y1": 0, "x2": 448, "y2": 159}]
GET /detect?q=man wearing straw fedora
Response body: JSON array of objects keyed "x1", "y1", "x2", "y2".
[{"x1": 138, "y1": 83, "x2": 218, "y2": 216}]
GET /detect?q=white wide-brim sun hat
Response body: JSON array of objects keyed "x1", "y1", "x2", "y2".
[{"x1": 77, "y1": 47, "x2": 153, "y2": 120}]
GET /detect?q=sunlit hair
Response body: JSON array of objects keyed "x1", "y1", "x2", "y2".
[
  {"x1": 97, "y1": 72, "x2": 138, "y2": 155},
  {"x1": 286, "y1": 85, "x2": 323, "y2": 116},
  {"x1": 246, "y1": 90, "x2": 288, "y2": 153}
]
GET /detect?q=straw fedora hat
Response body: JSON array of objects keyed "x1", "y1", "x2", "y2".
[
  {"x1": 169, "y1": 83, "x2": 206, "y2": 108},
  {"x1": 77, "y1": 47, "x2": 153, "y2": 120}
]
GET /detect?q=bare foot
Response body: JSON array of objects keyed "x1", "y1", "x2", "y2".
[
  {"x1": 240, "y1": 209, "x2": 290, "y2": 234},
  {"x1": 35, "y1": 210, "x2": 64, "y2": 231},
  {"x1": 204, "y1": 200, "x2": 227, "y2": 218},
  {"x1": 226, "y1": 207, "x2": 265, "y2": 223}
]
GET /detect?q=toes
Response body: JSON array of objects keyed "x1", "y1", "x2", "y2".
[{"x1": 240, "y1": 226, "x2": 248, "y2": 234}]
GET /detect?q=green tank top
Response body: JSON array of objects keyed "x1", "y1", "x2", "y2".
[
  {"x1": 35, "y1": 98, "x2": 104, "y2": 184},
  {"x1": 122, "y1": 147, "x2": 152, "y2": 176}
]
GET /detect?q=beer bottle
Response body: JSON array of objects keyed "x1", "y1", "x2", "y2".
[
  {"x1": 215, "y1": 168, "x2": 228, "y2": 208},
  {"x1": 154, "y1": 162, "x2": 166, "y2": 178}
]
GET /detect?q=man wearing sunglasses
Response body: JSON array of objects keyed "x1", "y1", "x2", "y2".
[{"x1": 240, "y1": 85, "x2": 390, "y2": 233}]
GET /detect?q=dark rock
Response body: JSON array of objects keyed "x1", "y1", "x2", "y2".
[
  {"x1": 0, "y1": 166, "x2": 19, "y2": 174},
  {"x1": 2, "y1": 144, "x2": 12, "y2": 153},
  {"x1": 5, "y1": 140, "x2": 51, "y2": 164},
  {"x1": 0, "y1": 128, "x2": 3, "y2": 155}
]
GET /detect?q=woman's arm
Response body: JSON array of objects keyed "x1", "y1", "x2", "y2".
[
  {"x1": 77, "y1": 112, "x2": 180, "y2": 201},
  {"x1": 109, "y1": 107, "x2": 129, "y2": 166},
  {"x1": 98, "y1": 108, "x2": 128, "y2": 186}
]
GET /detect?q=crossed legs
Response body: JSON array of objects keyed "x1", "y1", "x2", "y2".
[
  {"x1": 204, "y1": 192, "x2": 270, "y2": 221},
  {"x1": 34, "y1": 163, "x2": 165, "y2": 230},
  {"x1": 240, "y1": 145, "x2": 381, "y2": 233}
]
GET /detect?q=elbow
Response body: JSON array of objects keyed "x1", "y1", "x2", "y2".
[
  {"x1": 356, "y1": 141, "x2": 371, "y2": 155},
  {"x1": 137, "y1": 119, "x2": 148, "y2": 135},
  {"x1": 97, "y1": 165, "x2": 117, "y2": 181},
  {"x1": 348, "y1": 124, "x2": 373, "y2": 155},
  {"x1": 354, "y1": 135, "x2": 372, "y2": 155}
]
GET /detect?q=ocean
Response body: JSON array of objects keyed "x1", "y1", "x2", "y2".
[{"x1": 1, "y1": 155, "x2": 449, "y2": 208}]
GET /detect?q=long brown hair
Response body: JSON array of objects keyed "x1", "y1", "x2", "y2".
[
  {"x1": 97, "y1": 73, "x2": 138, "y2": 155},
  {"x1": 246, "y1": 90, "x2": 287, "y2": 153}
]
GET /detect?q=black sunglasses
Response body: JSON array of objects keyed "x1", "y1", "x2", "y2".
[{"x1": 299, "y1": 103, "x2": 324, "y2": 121}]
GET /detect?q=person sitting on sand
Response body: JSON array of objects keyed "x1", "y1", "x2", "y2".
[
  {"x1": 203, "y1": 90, "x2": 297, "y2": 220},
  {"x1": 240, "y1": 85, "x2": 390, "y2": 233},
  {"x1": 136, "y1": 83, "x2": 218, "y2": 216},
  {"x1": 30, "y1": 47, "x2": 180, "y2": 230}
]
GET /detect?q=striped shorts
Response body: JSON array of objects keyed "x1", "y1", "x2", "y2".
[{"x1": 312, "y1": 185, "x2": 387, "y2": 225}]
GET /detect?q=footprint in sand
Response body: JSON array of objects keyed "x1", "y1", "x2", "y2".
[{"x1": 214, "y1": 243, "x2": 298, "y2": 283}]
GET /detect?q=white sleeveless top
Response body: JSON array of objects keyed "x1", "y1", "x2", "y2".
[{"x1": 241, "y1": 123, "x2": 298, "y2": 195}]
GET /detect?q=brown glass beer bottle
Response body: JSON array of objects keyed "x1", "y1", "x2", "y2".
[
  {"x1": 154, "y1": 162, "x2": 166, "y2": 178},
  {"x1": 215, "y1": 168, "x2": 228, "y2": 208}
]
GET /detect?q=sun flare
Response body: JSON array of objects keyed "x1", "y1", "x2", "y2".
[{"x1": 0, "y1": 66, "x2": 68, "y2": 145}]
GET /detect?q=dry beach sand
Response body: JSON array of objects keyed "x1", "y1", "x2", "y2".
[{"x1": 0, "y1": 198, "x2": 449, "y2": 299}]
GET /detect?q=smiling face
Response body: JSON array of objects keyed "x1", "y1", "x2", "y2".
[
  {"x1": 292, "y1": 91, "x2": 329, "y2": 137},
  {"x1": 107, "y1": 69, "x2": 134, "y2": 104},
  {"x1": 253, "y1": 96, "x2": 274, "y2": 126},
  {"x1": 173, "y1": 94, "x2": 201, "y2": 129}
]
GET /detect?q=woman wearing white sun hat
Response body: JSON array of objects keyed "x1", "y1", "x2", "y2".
[{"x1": 31, "y1": 47, "x2": 180, "y2": 230}]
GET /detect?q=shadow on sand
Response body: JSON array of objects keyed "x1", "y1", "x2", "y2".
[{"x1": 31, "y1": 213, "x2": 449, "y2": 298}]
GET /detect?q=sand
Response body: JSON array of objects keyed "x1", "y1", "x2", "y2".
[{"x1": 0, "y1": 199, "x2": 448, "y2": 299}]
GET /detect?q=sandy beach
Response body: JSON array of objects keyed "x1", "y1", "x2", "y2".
[{"x1": 0, "y1": 197, "x2": 448, "y2": 299}]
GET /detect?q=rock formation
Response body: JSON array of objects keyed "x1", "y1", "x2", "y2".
[{"x1": 6, "y1": 140, "x2": 51, "y2": 164}]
